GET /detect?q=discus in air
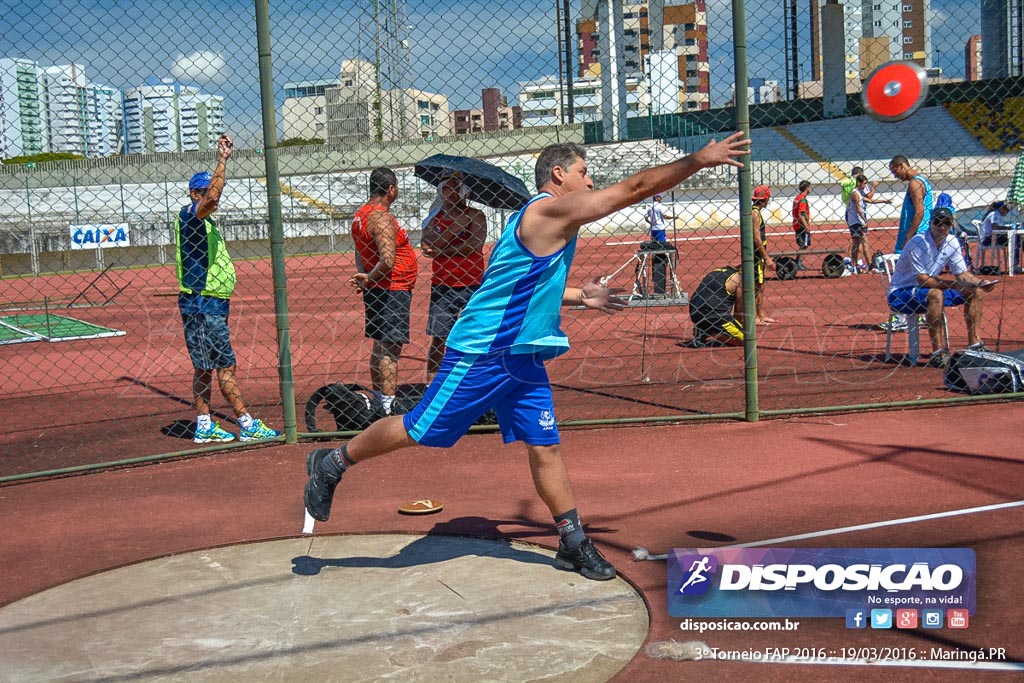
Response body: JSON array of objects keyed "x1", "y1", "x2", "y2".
[
  {"x1": 862, "y1": 61, "x2": 928, "y2": 123},
  {"x1": 398, "y1": 499, "x2": 444, "y2": 515}
]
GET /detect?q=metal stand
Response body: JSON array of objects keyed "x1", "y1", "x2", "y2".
[{"x1": 631, "y1": 241, "x2": 682, "y2": 301}]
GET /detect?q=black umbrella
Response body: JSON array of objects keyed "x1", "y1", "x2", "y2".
[{"x1": 414, "y1": 153, "x2": 532, "y2": 211}]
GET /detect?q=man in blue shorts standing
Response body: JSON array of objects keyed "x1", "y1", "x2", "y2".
[
  {"x1": 176, "y1": 133, "x2": 280, "y2": 444},
  {"x1": 304, "y1": 133, "x2": 750, "y2": 580}
]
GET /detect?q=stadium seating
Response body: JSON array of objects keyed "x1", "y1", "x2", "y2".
[{"x1": 947, "y1": 98, "x2": 1024, "y2": 152}]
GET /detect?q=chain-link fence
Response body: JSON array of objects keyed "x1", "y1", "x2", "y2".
[{"x1": 2, "y1": 0, "x2": 1022, "y2": 478}]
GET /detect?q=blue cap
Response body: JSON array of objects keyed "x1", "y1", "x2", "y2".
[
  {"x1": 189, "y1": 172, "x2": 212, "y2": 191},
  {"x1": 935, "y1": 192, "x2": 955, "y2": 211}
]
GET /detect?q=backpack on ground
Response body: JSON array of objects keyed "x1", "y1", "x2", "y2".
[
  {"x1": 944, "y1": 348, "x2": 1024, "y2": 394},
  {"x1": 304, "y1": 383, "x2": 385, "y2": 432}
]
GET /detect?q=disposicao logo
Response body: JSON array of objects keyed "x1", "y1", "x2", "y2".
[
  {"x1": 667, "y1": 548, "x2": 975, "y2": 618},
  {"x1": 675, "y1": 554, "x2": 718, "y2": 596}
]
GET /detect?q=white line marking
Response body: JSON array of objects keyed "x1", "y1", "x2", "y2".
[
  {"x1": 764, "y1": 656, "x2": 1024, "y2": 671},
  {"x1": 605, "y1": 226, "x2": 898, "y2": 246},
  {"x1": 633, "y1": 499, "x2": 1024, "y2": 561},
  {"x1": 731, "y1": 499, "x2": 1024, "y2": 548}
]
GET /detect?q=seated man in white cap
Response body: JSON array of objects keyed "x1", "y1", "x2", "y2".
[{"x1": 887, "y1": 207, "x2": 998, "y2": 368}]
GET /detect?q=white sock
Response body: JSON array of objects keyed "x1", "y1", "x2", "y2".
[
  {"x1": 381, "y1": 395, "x2": 395, "y2": 415},
  {"x1": 197, "y1": 414, "x2": 212, "y2": 430},
  {"x1": 238, "y1": 413, "x2": 254, "y2": 429}
]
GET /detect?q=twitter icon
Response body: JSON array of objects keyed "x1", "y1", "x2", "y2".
[{"x1": 870, "y1": 609, "x2": 893, "y2": 629}]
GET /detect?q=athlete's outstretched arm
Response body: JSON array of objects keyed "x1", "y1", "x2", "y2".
[{"x1": 536, "y1": 132, "x2": 749, "y2": 234}]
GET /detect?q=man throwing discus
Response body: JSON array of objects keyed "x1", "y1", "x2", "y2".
[{"x1": 304, "y1": 133, "x2": 750, "y2": 580}]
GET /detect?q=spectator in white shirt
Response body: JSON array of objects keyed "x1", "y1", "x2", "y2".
[
  {"x1": 979, "y1": 200, "x2": 1011, "y2": 247},
  {"x1": 646, "y1": 194, "x2": 674, "y2": 242},
  {"x1": 887, "y1": 207, "x2": 998, "y2": 367}
]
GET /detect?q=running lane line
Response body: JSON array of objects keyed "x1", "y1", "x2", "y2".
[{"x1": 730, "y1": 499, "x2": 1024, "y2": 548}]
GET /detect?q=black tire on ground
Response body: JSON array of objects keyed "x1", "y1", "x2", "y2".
[
  {"x1": 775, "y1": 256, "x2": 798, "y2": 280},
  {"x1": 822, "y1": 253, "x2": 846, "y2": 278}
]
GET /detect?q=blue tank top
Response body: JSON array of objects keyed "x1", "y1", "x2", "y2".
[
  {"x1": 446, "y1": 193, "x2": 577, "y2": 359},
  {"x1": 899, "y1": 174, "x2": 933, "y2": 236}
]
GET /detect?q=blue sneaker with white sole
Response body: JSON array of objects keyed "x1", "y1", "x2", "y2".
[
  {"x1": 194, "y1": 421, "x2": 236, "y2": 444},
  {"x1": 239, "y1": 418, "x2": 281, "y2": 441}
]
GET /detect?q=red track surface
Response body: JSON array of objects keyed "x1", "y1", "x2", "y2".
[
  {"x1": 3, "y1": 225, "x2": 1024, "y2": 477},
  {"x1": 1, "y1": 403, "x2": 1022, "y2": 681}
]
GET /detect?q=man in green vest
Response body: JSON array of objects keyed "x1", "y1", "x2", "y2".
[{"x1": 175, "y1": 133, "x2": 280, "y2": 443}]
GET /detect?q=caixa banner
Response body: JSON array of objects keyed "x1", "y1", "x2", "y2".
[
  {"x1": 668, "y1": 548, "x2": 975, "y2": 618},
  {"x1": 69, "y1": 224, "x2": 130, "y2": 250}
]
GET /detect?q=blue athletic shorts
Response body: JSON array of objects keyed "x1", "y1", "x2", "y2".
[
  {"x1": 181, "y1": 313, "x2": 237, "y2": 370},
  {"x1": 403, "y1": 349, "x2": 560, "y2": 448},
  {"x1": 887, "y1": 286, "x2": 966, "y2": 315}
]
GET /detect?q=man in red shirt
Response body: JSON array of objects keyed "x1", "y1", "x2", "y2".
[
  {"x1": 350, "y1": 167, "x2": 419, "y2": 415},
  {"x1": 792, "y1": 180, "x2": 812, "y2": 271},
  {"x1": 420, "y1": 174, "x2": 487, "y2": 381}
]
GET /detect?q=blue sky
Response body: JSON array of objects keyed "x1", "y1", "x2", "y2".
[{"x1": 1, "y1": 0, "x2": 983, "y2": 145}]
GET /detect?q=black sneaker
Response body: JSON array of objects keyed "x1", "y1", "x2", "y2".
[
  {"x1": 927, "y1": 349, "x2": 951, "y2": 368},
  {"x1": 555, "y1": 538, "x2": 616, "y2": 581},
  {"x1": 305, "y1": 448, "x2": 342, "y2": 522}
]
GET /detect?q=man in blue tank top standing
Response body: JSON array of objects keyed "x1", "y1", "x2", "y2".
[
  {"x1": 304, "y1": 133, "x2": 750, "y2": 580},
  {"x1": 890, "y1": 155, "x2": 933, "y2": 254}
]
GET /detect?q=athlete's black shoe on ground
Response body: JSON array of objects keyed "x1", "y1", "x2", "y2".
[
  {"x1": 305, "y1": 448, "x2": 341, "y2": 522},
  {"x1": 555, "y1": 538, "x2": 616, "y2": 581}
]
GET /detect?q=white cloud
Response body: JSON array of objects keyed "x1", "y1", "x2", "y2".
[{"x1": 170, "y1": 51, "x2": 227, "y2": 84}]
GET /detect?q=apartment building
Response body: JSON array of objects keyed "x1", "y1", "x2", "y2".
[
  {"x1": 0, "y1": 58, "x2": 119, "y2": 158},
  {"x1": 981, "y1": 0, "x2": 1023, "y2": 79},
  {"x1": 122, "y1": 79, "x2": 224, "y2": 154},
  {"x1": 40, "y1": 64, "x2": 121, "y2": 157},
  {"x1": 0, "y1": 58, "x2": 45, "y2": 158},
  {"x1": 313, "y1": 59, "x2": 450, "y2": 145},
  {"x1": 282, "y1": 79, "x2": 335, "y2": 141},
  {"x1": 810, "y1": 0, "x2": 932, "y2": 83},
  {"x1": 576, "y1": 0, "x2": 710, "y2": 113},
  {"x1": 518, "y1": 74, "x2": 647, "y2": 127},
  {"x1": 450, "y1": 88, "x2": 521, "y2": 135}
]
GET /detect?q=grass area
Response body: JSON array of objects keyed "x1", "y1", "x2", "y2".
[{"x1": 0, "y1": 314, "x2": 124, "y2": 343}]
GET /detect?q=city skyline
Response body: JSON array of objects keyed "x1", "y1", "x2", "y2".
[{"x1": 2, "y1": 0, "x2": 987, "y2": 149}]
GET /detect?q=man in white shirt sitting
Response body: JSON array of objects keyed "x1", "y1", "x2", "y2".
[{"x1": 887, "y1": 207, "x2": 998, "y2": 367}]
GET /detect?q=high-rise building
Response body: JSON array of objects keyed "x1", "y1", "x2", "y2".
[
  {"x1": 966, "y1": 34, "x2": 983, "y2": 81},
  {"x1": 981, "y1": 0, "x2": 1023, "y2": 79},
  {"x1": 517, "y1": 74, "x2": 647, "y2": 127},
  {"x1": 122, "y1": 79, "x2": 224, "y2": 155},
  {"x1": 282, "y1": 79, "x2": 335, "y2": 141},
  {"x1": 576, "y1": 0, "x2": 710, "y2": 113},
  {"x1": 810, "y1": 0, "x2": 932, "y2": 84},
  {"x1": 731, "y1": 78, "x2": 783, "y2": 105},
  {"x1": 40, "y1": 64, "x2": 121, "y2": 157},
  {"x1": 0, "y1": 58, "x2": 120, "y2": 158},
  {"x1": 0, "y1": 58, "x2": 45, "y2": 158},
  {"x1": 450, "y1": 88, "x2": 521, "y2": 135},
  {"x1": 321, "y1": 59, "x2": 450, "y2": 145}
]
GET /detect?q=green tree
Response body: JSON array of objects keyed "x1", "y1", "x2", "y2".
[
  {"x1": 279, "y1": 137, "x2": 325, "y2": 148},
  {"x1": 2, "y1": 152, "x2": 86, "y2": 165}
]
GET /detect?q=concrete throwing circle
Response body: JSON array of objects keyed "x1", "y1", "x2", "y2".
[{"x1": 0, "y1": 535, "x2": 648, "y2": 682}]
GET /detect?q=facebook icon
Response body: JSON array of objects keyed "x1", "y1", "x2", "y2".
[{"x1": 846, "y1": 609, "x2": 867, "y2": 629}]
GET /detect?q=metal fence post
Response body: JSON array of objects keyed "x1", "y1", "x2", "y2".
[
  {"x1": 733, "y1": 0, "x2": 759, "y2": 422},
  {"x1": 255, "y1": 0, "x2": 298, "y2": 443}
]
